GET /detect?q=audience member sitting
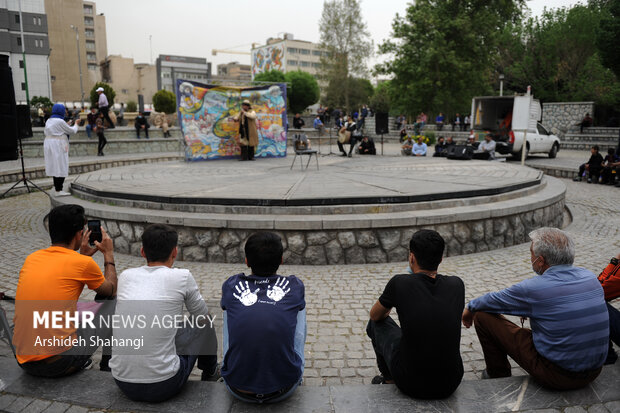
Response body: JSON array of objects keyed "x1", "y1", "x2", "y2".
[
  {"x1": 579, "y1": 113, "x2": 593, "y2": 133},
  {"x1": 597, "y1": 251, "x2": 620, "y2": 365},
  {"x1": 13, "y1": 204, "x2": 117, "y2": 377},
  {"x1": 433, "y1": 136, "x2": 448, "y2": 157},
  {"x1": 367, "y1": 230, "x2": 464, "y2": 399},
  {"x1": 399, "y1": 128, "x2": 408, "y2": 142},
  {"x1": 462, "y1": 228, "x2": 609, "y2": 390},
  {"x1": 473, "y1": 134, "x2": 496, "y2": 160},
  {"x1": 293, "y1": 113, "x2": 305, "y2": 129},
  {"x1": 466, "y1": 135, "x2": 480, "y2": 149},
  {"x1": 85, "y1": 107, "x2": 98, "y2": 139},
  {"x1": 135, "y1": 112, "x2": 150, "y2": 139},
  {"x1": 435, "y1": 112, "x2": 445, "y2": 131},
  {"x1": 359, "y1": 136, "x2": 376, "y2": 155},
  {"x1": 446, "y1": 136, "x2": 456, "y2": 147},
  {"x1": 601, "y1": 148, "x2": 620, "y2": 185},
  {"x1": 401, "y1": 137, "x2": 413, "y2": 156},
  {"x1": 574, "y1": 145, "x2": 604, "y2": 183},
  {"x1": 110, "y1": 224, "x2": 219, "y2": 403},
  {"x1": 313, "y1": 115, "x2": 323, "y2": 131},
  {"x1": 412, "y1": 137, "x2": 427, "y2": 157},
  {"x1": 396, "y1": 114, "x2": 406, "y2": 130},
  {"x1": 221, "y1": 232, "x2": 306, "y2": 404}
]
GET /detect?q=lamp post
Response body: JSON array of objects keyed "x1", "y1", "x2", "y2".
[
  {"x1": 17, "y1": 0, "x2": 29, "y2": 106},
  {"x1": 499, "y1": 74, "x2": 505, "y2": 97},
  {"x1": 70, "y1": 25, "x2": 85, "y2": 109}
]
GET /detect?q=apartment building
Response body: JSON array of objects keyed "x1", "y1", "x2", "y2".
[{"x1": 251, "y1": 34, "x2": 325, "y2": 80}]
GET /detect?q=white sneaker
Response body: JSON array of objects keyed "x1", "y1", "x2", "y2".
[{"x1": 55, "y1": 190, "x2": 72, "y2": 196}]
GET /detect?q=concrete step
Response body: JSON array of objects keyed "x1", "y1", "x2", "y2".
[
  {"x1": 30, "y1": 127, "x2": 181, "y2": 142},
  {"x1": 561, "y1": 141, "x2": 619, "y2": 151},
  {"x1": 563, "y1": 134, "x2": 620, "y2": 142},
  {"x1": 1, "y1": 358, "x2": 618, "y2": 413}
]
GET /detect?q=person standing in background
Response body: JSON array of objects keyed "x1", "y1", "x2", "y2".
[
  {"x1": 43, "y1": 104, "x2": 81, "y2": 196},
  {"x1": 96, "y1": 87, "x2": 115, "y2": 129}
]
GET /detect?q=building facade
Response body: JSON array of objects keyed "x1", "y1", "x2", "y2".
[
  {"x1": 216, "y1": 61, "x2": 251, "y2": 80},
  {"x1": 101, "y1": 55, "x2": 157, "y2": 105},
  {"x1": 251, "y1": 34, "x2": 325, "y2": 80},
  {"x1": 0, "y1": 0, "x2": 52, "y2": 103},
  {"x1": 45, "y1": 0, "x2": 107, "y2": 104},
  {"x1": 156, "y1": 54, "x2": 211, "y2": 92}
]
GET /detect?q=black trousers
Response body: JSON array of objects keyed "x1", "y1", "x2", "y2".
[
  {"x1": 601, "y1": 167, "x2": 617, "y2": 184},
  {"x1": 240, "y1": 145, "x2": 255, "y2": 160},
  {"x1": 578, "y1": 164, "x2": 602, "y2": 180},
  {"x1": 97, "y1": 133, "x2": 107, "y2": 154},
  {"x1": 135, "y1": 125, "x2": 149, "y2": 138},
  {"x1": 52, "y1": 177, "x2": 65, "y2": 192},
  {"x1": 99, "y1": 106, "x2": 115, "y2": 128},
  {"x1": 366, "y1": 316, "x2": 402, "y2": 380}
]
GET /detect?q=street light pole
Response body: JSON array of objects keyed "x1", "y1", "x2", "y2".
[
  {"x1": 18, "y1": 0, "x2": 29, "y2": 106},
  {"x1": 70, "y1": 25, "x2": 85, "y2": 109},
  {"x1": 499, "y1": 74, "x2": 505, "y2": 97}
]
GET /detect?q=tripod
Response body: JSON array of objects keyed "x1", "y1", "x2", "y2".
[
  {"x1": 322, "y1": 126, "x2": 341, "y2": 157},
  {"x1": 1, "y1": 137, "x2": 49, "y2": 199}
]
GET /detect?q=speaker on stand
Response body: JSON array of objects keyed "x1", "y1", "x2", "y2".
[
  {"x1": 375, "y1": 112, "x2": 389, "y2": 155},
  {"x1": 0, "y1": 55, "x2": 47, "y2": 199}
]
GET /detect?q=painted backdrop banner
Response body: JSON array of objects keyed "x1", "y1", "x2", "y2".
[{"x1": 176, "y1": 80, "x2": 288, "y2": 161}]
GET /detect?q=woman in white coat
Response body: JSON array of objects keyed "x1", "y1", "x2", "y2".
[{"x1": 44, "y1": 103, "x2": 81, "y2": 196}]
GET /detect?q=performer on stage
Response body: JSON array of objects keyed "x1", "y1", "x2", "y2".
[
  {"x1": 234, "y1": 100, "x2": 258, "y2": 161},
  {"x1": 44, "y1": 103, "x2": 81, "y2": 196}
]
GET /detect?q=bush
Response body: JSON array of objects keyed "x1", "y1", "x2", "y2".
[
  {"x1": 126, "y1": 101, "x2": 137, "y2": 112},
  {"x1": 254, "y1": 69, "x2": 286, "y2": 84},
  {"x1": 89, "y1": 82, "x2": 115, "y2": 108},
  {"x1": 31, "y1": 96, "x2": 53, "y2": 109},
  {"x1": 152, "y1": 90, "x2": 177, "y2": 114},
  {"x1": 285, "y1": 70, "x2": 320, "y2": 114}
]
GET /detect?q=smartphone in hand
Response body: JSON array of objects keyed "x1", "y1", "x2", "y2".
[{"x1": 87, "y1": 220, "x2": 102, "y2": 245}]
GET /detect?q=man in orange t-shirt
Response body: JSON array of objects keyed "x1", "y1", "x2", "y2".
[
  {"x1": 13, "y1": 204, "x2": 117, "y2": 377},
  {"x1": 599, "y1": 252, "x2": 620, "y2": 365}
]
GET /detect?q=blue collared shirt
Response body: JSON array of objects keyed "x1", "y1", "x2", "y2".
[
  {"x1": 468, "y1": 265, "x2": 609, "y2": 372},
  {"x1": 412, "y1": 142, "x2": 427, "y2": 155}
]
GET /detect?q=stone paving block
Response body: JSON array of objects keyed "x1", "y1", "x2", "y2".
[
  {"x1": 22, "y1": 399, "x2": 52, "y2": 413},
  {"x1": 0, "y1": 394, "x2": 18, "y2": 410},
  {"x1": 5, "y1": 395, "x2": 35, "y2": 413},
  {"x1": 63, "y1": 406, "x2": 90, "y2": 413},
  {"x1": 41, "y1": 401, "x2": 72, "y2": 413}
]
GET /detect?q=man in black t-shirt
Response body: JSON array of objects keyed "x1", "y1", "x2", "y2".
[
  {"x1": 574, "y1": 145, "x2": 604, "y2": 183},
  {"x1": 366, "y1": 229, "x2": 465, "y2": 399}
]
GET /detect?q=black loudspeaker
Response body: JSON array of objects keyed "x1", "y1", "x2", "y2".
[
  {"x1": 16, "y1": 105, "x2": 32, "y2": 139},
  {"x1": 375, "y1": 112, "x2": 389, "y2": 135},
  {"x1": 446, "y1": 145, "x2": 474, "y2": 160},
  {"x1": 0, "y1": 55, "x2": 18, "y2": 161}
]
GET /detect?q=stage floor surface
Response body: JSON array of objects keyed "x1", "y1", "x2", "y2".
[{"x1": 71, "y1": 155, "x2": 543, "y2": 207}]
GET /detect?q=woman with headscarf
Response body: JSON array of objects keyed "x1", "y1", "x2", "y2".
[{"x1": 44, "y1": 103, "x2": 81, "y2": 196}]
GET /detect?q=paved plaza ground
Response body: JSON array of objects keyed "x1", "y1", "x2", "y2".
[{"x1": 0, "y1": 151, "x2": 619, "y2": 411}]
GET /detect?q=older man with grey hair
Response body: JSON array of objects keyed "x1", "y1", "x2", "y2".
[{"x1": 462, "y1": 227, "x2": 609, "y2": 390}]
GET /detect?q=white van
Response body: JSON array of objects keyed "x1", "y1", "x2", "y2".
[{"x1": 470, "y1": 96, "x2": 561, "y2": 158}]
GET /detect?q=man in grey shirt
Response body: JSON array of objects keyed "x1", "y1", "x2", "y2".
[
  {"x1": 96, "y1": 87, "x2": 115, "y2": 128},
  {"x1": 109, "y1": 224, "x2": 218, "y2": 402},
  {"x1": 474, "y1": 133, "x2": 496, "y2": 160}
]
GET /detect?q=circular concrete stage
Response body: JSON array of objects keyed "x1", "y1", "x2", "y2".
[{"x1": 57, "y1": 156, "x2": 566, "y2": 264}]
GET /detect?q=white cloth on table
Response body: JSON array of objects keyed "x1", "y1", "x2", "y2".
[{"x1": 43, "y1": 118, "x2": 78, "y2": 178}]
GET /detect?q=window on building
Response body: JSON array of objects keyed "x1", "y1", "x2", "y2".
[
  {"x1": 50, "y1": 75, "x2": 55, "y2": 81},
  {"x1": 33, "y1": 17, "x2": 36, "y2": 25},
  {"x1": 21, "y1": 82, "x2": 26, "y2": 90},
  {"x1": 84, "y1": 5, "x2": 93, "y2": 15},
  {"x1": 312, "y1": 50, "x2": 321, "y2": 56},
  {"x1": 122, "y1": 89, "x2": 129, "y2": 94},
  {"x1": 84, "y1": 17, "x2": 94, "y2": 26},
  {"x1": 85, "y1": 29, "x2": 94, "y2": 38},
  {"x1": 15, "y1": 14, "x2": 20, "y2": 24},
  {"x1": 87, "y1": 52, "x2": 96, "y2": 61},
  {"x1": 300, "y1": 61, "x2": 310, "y2": 67},
  {"x1": 287, "y1": 48, "x2": 298, "y2": 54},
  {"x1": 288, "y1": 60, "x2": 298, "y2": 66},
  {"x1": 300, "y1": 49, "x2": 310, "y2": 55},
  {"x1": 86, "y1": 41, "x2": 95, "y2": 50},
  {"x1": 38, "y1": 17, "x2": 42, "y2": 25},
  {"x1": 19, "y1": 60, "x2": 24, "y2": 68},
  {"x1": 16, "y1": 37, "x2": 21, "y2": 46},
  {"x1": 312, "y1": 62, "x2": 320, "y2": 68},
  {"x1": 88, "y1": 64, "x2": 98, "y2": 71}
]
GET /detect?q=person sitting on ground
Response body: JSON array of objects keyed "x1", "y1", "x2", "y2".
[
  {"x1": 412, "y1": 137, "x2": 427, "y2": 157},
  {"x1": 597, "y1": 251, "x2": 620, "y2": 365},
  {"x1": 13, "y1": 204, "x2": 117, "y2": 377},
  {"x1": 601, "y1": 148, "x2": 620, "y2": 185},
  {"x1": 134, "y1": 111, "x2": 150, "y2": 139},
  {"x1": 462, "y1": 228, "x2": 609, "y2": 390},
  {"x1": 473, "y1": 133, "x2": 496, "y2": 160},
  {"x1": 110, "y1": 224, "x2": 219, "y2": 403},
  {"x1": 446, "y1": 136, "x2": 456, "y2": 147},
  {"x1": 367, "y1": 230, "x2": 464, "y2": 399},
  {"x1": 359, "y1": 136, "x2": 376, "y2": 155},
  {"x1": 399, "y1": 128, "x2": 408, "y2": 142},
  {"x1": 85, "y1": 107, "x2": 98, "y2": 139},
  {"x1": 435, "y1": 112, "x2": 445, "y2": 131},
  {"x1": 313, "y1": 115, "x2": 323, "y2": 131},
  {"x1": 433, "y1": 136, "x2": 448, "y2": 157},
  {"x1": 221, "y1": 232, "x2": 306, "y2": 404},
  {"x1": 401, "y1": 137, "x2": 413, "y2": 156},
  {"x1": 579, "y1": 113, "x2": 593, "y2": 133},
  {"x1": 574, "y1": 145, "x2": 604, "y2": 183},
  {"x1": 466, "y1": 135, "x2": 480, "y2": 149},
  {"x1": 293, "y1": 113, "x2": 305, "y2": 129}
]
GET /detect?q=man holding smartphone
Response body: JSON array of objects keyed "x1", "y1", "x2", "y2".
[{"x1": 13, "y1": 204, "x2": 117, "y2": 377}]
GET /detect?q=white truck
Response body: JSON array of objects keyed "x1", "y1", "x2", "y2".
[{"x1": 470, "y1": 95, "x2": 561, "y2": 158}]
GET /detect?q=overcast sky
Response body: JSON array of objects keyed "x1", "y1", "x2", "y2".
[{"x1": 95, "y1": 0, "x2": 581, "y2": 72}]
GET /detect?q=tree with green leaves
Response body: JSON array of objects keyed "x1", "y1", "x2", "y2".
[
  {"x1": 152, "y1": 90, "x2": 177, "y2": 114},
  {"x1": 596, "y1": 0, "x2": 620, "y2": 78},
  {"x1": 30, "y1": 96, "x2": 53, "y2": 109},
  {"x1": 376, "y1": 0, "x2": 525, "y2": 118},
  {"x1": 319, "y1": 0, "x2": 373, "y2": 112},
  {"x1": 370, "y1": 82, "x2": 391, "y2": 114},
  {"x1": 285, "y1": 70, "x2": 320, "y2": 114},
  {"x1": 253, "y1": 70, "x2": 286, "y2": 84},
  {"x1": 89, "y1": 82, "x2": 116, "y2": 108}
]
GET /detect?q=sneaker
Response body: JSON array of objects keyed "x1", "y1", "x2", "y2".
[
  {"x1": 347, "y1": 153, "x2": 352, "y2": 158},
  {"x1": 81, "y1": 358, "x2": 93, "y2": 370},
  {"x1": 587, "y1": 178, "x2": 592, "y2": 183},
  {"x1": 55, "y1": 190, "x2": 71, "y2": 197},
  {"x1": 573, "y1": 176, "x2": 582, "y2": 182},
  {"x1": 201, "y1": 363, "x2": 221, "y2": 382},
  {"x1": 371, "y1": 375, "x2": 394, "y2": 384}
]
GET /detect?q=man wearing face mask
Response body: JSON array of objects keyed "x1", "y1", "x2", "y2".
[{"x1": 462, "y1": 228, "x2": 609, "y2": 390}]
